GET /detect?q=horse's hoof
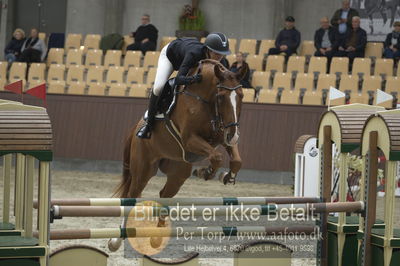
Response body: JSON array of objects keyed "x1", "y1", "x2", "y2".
[
  {"x1": 192, "y1": 169, "x2": 199, "y2": 177},
  {"x1": 108, "y1": 238, "x2": 122, "y2": 252},
  {"x1": 150, "y1": 236, "x2": 163, "y2": 248},
  {"x1": 219, "y1": 171, "x2": 236, "y2": 185}
]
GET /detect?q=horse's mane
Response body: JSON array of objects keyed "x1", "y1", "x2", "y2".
[{"x1": 199, "y1": 59, "x2": 229, "y2": 72}]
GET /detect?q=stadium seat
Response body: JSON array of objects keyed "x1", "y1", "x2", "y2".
[
  {"x1": 27, "y1": 63, "x2": 46, "y2": 87},
  {"x1": 47, "y1": 81, "x2": 66, "y2": 94},
  {"x1": 122, "y1": 35, "x2": 134, "y2": 55},
  {"x1": 86, "y1": 66, "x2": 104, "y2": 86},
  {"x1": 126, "y1": 67, "x2": 145, "y2": 86},
  {"x1": 316, "y1": 74, "x2": 336, "y2": 92},
  {"x1": 361, "y1": 75, "x2": 382, "y2": 93},
  {"x1": 87, "y1": 83, "x2": 106, "y2": 96},
  {"x1": 330, "y1": 57, "x2": 349, "y2": 77},
  {"x1": 68, "y1": 83, "x2": 86, "y2": 95},
  {"x1": 65, "y1": 33, "x2": 82, "y2": 53},
  {"x1": 0, "y1": 61, "x2": 8, "y2": 87},
  {"x1": 258, "y1": 88, "x2": 278, "y2": 103},
  {"x1": 108, "y1": 83, "x2": 128, "y2": 96},
  {"x1": 242, "y1": 88, "x2": 255, "y2": 102},
  {"x1": 85, "y1": 49, "x2": 103, "y2": 68},
  {"x1": 251, "y1": 71, "x2": 270, "y2": 91},
  {"x1": 352, "y1": 58, "x2": 371, "y2": 78},
  {"x1": 272, "y1": 72, "x2": 292, "y2": 91},
  {"x1": 9, "y1": 62, "x2": 27, "y2": 84},
  {"x1": 265, "y1": 55, "x2": 285, "y2": 73},
  {"x1": 293, "y1": 73, "x2": 313, "y2": 92},
  {"x1": 365, "y1": 42, "x2": 383, "y2": 60},
  {"x1": 374, "y1": 58, "x2": 393, "y2": 79},
  {"x1": 159, "y1": 36, "x2": 176, "y2": 50},
  {"x1": 258, "y1": 39, "x2": 275, "y2": 56},
  {"x1": 38, "y1": 32, "x2": 46, "y2": 42},
  {"x1": 246, "y1": 54, "x2": 263, "y2": 71},
  {"x1": 303, "y1": 90, "x2": 323, "y2": 105},
  {"x1": 349, "y1": 91, "x2": 369, "y2": 104},
  {"x1": 106, "y1": 66, "x2": 124, "y2": 87},
  {"x1": 384, "y1": 76, "x2": 400, "y2": 94},
  {"x1": 228, "y1": 38, "x2": 237, "y2": 54},
  {"x1": 286, "y1": 56, "x2": 305, "y2": 75},
  {"x1": 171, "y1": 71, "x2": 178, "y2": 78},
  {"x1": 83, "y1": 34, "x2": 101, "y2": 53},
  {"x1": 124, "y1": 51, "x2": 142, "y2": 70},
  {"x1": 299, "y1": 41, "x2": 315, "y2": 57},
  {"x1": 143, "y1": 51, "x2": 160, "y2": 68},
  {"x1": 338, "y1": 74, "x2": 359, "y2": 93},
  {"x1": 238, "y1": 39, "x2": 257, "y2": 55},
  {"x1": 104, "y1": 50, "x2": 122, "y2": 69},
  {"x1": 280, "y1": 89, "x2": 300, "y2": 104},
  {"x1": 129, "y1": 83, "x2": 149, "y2": 98},
  {"x1": 47, "y1": 48, "x2": 64, "y2": 66},
  {"x1": 308, "y1": 56, "x2": 327, "y2": 77},
  {"x1": 146, "y1": 67, "x2": 157, "y2": 85},
  {"x1": 47, "y1": 64, "x2": 66, "y2": 94},
  {"x1": 65, "y1": 49, "x2": 83, "y2": 68},
  {"x1": 66, "y1": 65, "x2": 85, "y2": 86}
]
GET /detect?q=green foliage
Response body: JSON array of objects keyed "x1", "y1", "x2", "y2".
[{"x1": 179, "y1": 9, "x2": 205, "y2": 31}]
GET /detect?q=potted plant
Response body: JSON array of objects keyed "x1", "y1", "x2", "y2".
[{"x1": 176, "y1": 0, "x2": 208, "y2": 39}]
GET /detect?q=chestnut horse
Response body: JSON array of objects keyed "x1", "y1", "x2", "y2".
[{"x1": 108, "y1": 59, "x2": 246, "y2": 251}]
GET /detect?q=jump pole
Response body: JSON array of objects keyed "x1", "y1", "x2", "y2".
[
  {"x1": 52, "y1": 202, "x2": 364, "y2": 218},
  {"x1": 33, "y1": 196, "x2": 321, "y2": 208}
]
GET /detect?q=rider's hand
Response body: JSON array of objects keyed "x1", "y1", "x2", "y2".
[{"x1": 191, "y1": 74, "x2": 202, "y2": 84}]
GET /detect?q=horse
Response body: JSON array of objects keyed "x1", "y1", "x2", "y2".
[{"x1": 108, "y1": 59, "x2": 247, "y2": 251}]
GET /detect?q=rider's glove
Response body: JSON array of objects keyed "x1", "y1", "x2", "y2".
[{"x1": 175, "y1": 74, "x2": 202, "y2": 85}]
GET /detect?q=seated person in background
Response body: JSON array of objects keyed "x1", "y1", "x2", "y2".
[
  {"x1": 331, "y1": 0, "x2": 359, "y2": 40},
  {"x1": 268, "y1": 16, "x2": 301, "y2": 59},
  {"x1": 314, "y1": 17, "x2": 338, "y2": 62},
  {"x1": 384, "y1": 21, "x2": 400, "y2": 59},
  {"x1": 19, "y1": 28, "x2": 47, "y2": 63},
  {"x1": 335, "y1": 16, "x2": 366, "y2": 63},
  {"x1": 230, "y1": 52, "x2": 251, "y2": 88},
  {"x1": 4, "y1": 28, "x2": 25, "y2": 63},
  {"x1": 127, "y1": 14, "x2": 158, "y2": 55}
]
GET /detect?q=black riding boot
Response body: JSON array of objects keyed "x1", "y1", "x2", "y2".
[{"x1": 136, "y1": 92, "x2": 160, "y2": 139}]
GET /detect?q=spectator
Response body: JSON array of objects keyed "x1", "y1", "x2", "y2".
[
  {"x1": 268, "y1": 16, "x2": 301, "y2": 59},
  {"x1": 127, "y1": 14, "x2": 158, "y2": 55},
  {"x1": 314, "y1": 17, "x2": 338, "y2": 63},
  {"x1": 383, "y1": 21, "x2": 400, "y2": 59},
  {"x1": 335, "y1": 16, "x2": 367, "y2": 63},
  {"x1": 4, "y1": 28, "x2": 26, "y2": 63},
  {"x1": 19, "y1": 28, "x2": 47, "y2": 63},
  {"x1": 331, "y1": 0, "x2": 359, "y2": 39},
  {"x1": 230, "y1": 52, "x2": 251, "y2": 88}
]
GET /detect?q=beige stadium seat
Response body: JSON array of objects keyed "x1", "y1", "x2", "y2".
[
  {"x1": 242, "y1": 88, "x2": 255, "y2": 102},
  {"x1": 9, "y1": 62, "x2": 27, "y2": 84},
  {"x1": 146, "y1": 67, "x2": 157, "y2": 85},
  {"x1": 308, "y1": 56, "x2": 327, "y2": 76},
  {"x1": 259, "y1": 39, "x2": 275, "y2": 56},
  {"x1": 299, "y1": 41, "x2": 315, "y2": 57},
  {"x1": 287, "y1": 56, "x2": 305, "y2": 75},
  {"x1": 361, "y1": 75, "x2": 382, "y2": 93},
  {"x1": 316, "y1": 74, "x2": 336, "y2": 92},
  {"x1": 104, "y1": 50, "x2": 122, "y2": 69},
  {"x1": 251, "y1": 71, "x2": 270, "y2": 90},
  {"x1": 68, "y1": 83, "x2": 86, "y2": 95},
  {"x1": 352, "y1": 57, "x2": 371, "y2": 78},
  {"x1": 126, "y1": 67, "x2": 145, "y2": 86},
  {"x1": 385, "y1": 76, "x2": 400, "y2": 94},
  {"x1": 108, "y1": 83, "x2": 128, "y2": 96},
  {"x1": 365, "y1": 42, "x2": 383, "y2": 60},
  {"x1": 47, "y1": 64, "x2": 66, "y2": 93},
  {"x1": 349, "y1": 91, "x2": 370, "y2": 104},
  {"x1": 106, "y1": 66, "x2": 124, "y2": 87},
  {"x1": 272, "y1": 72, "x2": 292, "y2": 91},
  {"x1": 159, "y1": 36, "x2": 176, "y2": 50},
  {"x1": 47, "y1": 48, "x2": 64, "y2": 66},
  {"x1": 265, "y1": 55, "x2": 285, "y2": 73},
  {"x1": 303, "y1": 90, "x2": 323, "y2": 105},
  {"x1": 83, "y1": 34, "x2": 101, "y2": 53},
  {"x1": 38, "y1": 32, "x2": 46, "y2": 42},
  {"x1": 124, "y1": 51, "x2": 142, "y2": 70},
  {"x1": 65, "y1": 33, "x2": 82, "y2": 53},
  {"x1": 88, "y1": 83, "x2": 106, "y2": 96},
  {"x1": 238, "y1": 39, "x2": 257, "y2": 55},
  {"x1": 293, "y1": 73, "x2": 313, "y2": 92},
  {"x1": 47, "y1": 81, "x2": 66, "y2": 94},
  {"x1": 396, "y1": 66, "x2": 400, "y2": 77},
  {"x1": 330, "y1": 57, "x2": 349, "y2": 77},
  {"x1": 143, "y1": 51, "x2": 160, "y2": 68},
  {"x1": 65, "y1": 49, "x2": 83, "y2": 68},
  {"x1": 228, "y1": 38, "x2": 237, "y2": 54},
  {"x1": 280, "y1": 89, "x2": 300, "y2": 104},
  {"x1": 258, "y1": 88, "x2": 278, "y2": 103},
  {"x1": 0, "y1": 61, "x2": 8, "y2": 84},
  {"x1": 246, "y1": 54, "x2": 263, "y2": 71},
  {"x1": 28, "y1": 63, "x2": 46, "y2": 86},
  {"x1": 66, "y1": 65, "x2": 85, "y2": 85},
  {"x1": 129, "y1": 83, "x2": 149, "y2": 98},
  {"x1": 170, "y1": 71, "x2": 178, "y2": 78},
  {"x1": 122, "y1": 35, "x2": 134, "y2": 55},
  {"x1": 86, "y1": 66, "x2": 104, "y2": 85},
  {"x1": 374, "y1": 58, "x2": 394, "y2": 78},
  {"x1": 339, "y1": 74, "x2": 359, "y2": 93},
  {"x1": 85, "y1": 49, "x2": 103, "y2": 68}
]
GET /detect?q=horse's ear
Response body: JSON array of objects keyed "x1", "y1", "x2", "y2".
[
  {"x1": 214, "y1": 64, "x2": 225, "y2": 81},
  {"x1": 236, "y1": 65, "x2": 248, "y2": 81}
]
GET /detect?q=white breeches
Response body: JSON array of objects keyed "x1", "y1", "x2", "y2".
[{"x1": 153, "y1": 43, "x2": 174, "y2": 96}]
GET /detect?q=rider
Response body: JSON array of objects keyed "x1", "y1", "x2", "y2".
[{"x1": 136, "y1": 32, "x2": 231, "y2": 139}]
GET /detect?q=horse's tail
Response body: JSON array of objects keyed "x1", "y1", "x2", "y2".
[{"x1": 112, "y1": 130, "x2": 134, "y2": 198}]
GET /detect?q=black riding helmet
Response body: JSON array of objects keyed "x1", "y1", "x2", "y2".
[{"x1": 204, "y1": 32, "x2": 231, "y2": 55}]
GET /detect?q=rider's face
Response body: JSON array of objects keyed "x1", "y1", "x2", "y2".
[
  {"x1": 395, "y1": 25, "x2": 400, "y2": 32},
  {"x1": 208, "y1": 50, "x2": 223, "y2": 61}
]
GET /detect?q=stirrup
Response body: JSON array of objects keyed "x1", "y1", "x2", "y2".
[{"x1": 136, "y1": 124, "x2": 152, "y2": 139}]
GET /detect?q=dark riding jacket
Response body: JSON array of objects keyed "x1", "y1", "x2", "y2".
[{"x1": 166, "y1": 38, "x2": 207, "y2": 85}]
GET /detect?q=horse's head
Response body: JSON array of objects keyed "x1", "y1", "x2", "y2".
[{"x1": 211, "y1": 61, "x2": 247, "y2": 146}]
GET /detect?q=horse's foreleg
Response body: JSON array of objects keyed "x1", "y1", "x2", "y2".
[{"x1": 220, "y1": 144, "x2": 242, "y2": 185}]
